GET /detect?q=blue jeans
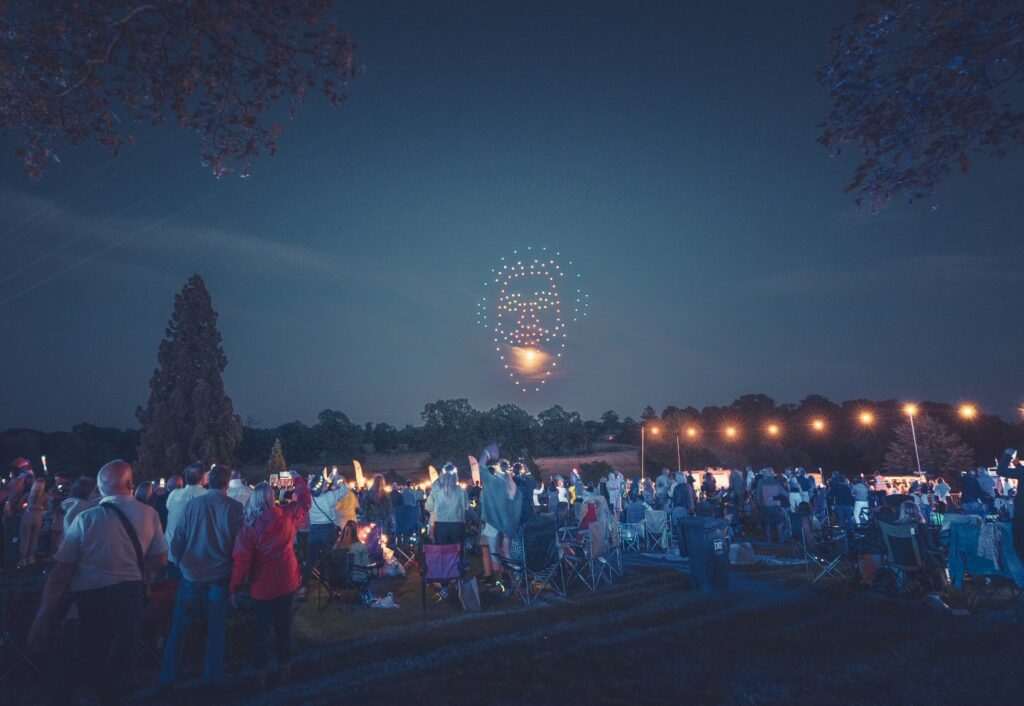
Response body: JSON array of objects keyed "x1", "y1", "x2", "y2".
[
  {"x1": 306, "y1": 523, "x2": 338, "y2": 580},
  {"x1": 835, "y1": 505, "x2": 854, "y2": 530},
  {"x1": 158, "y1": 577, "x2": 230, "y2": 686},
  {"x1": 251, "y1": 592, "x2": 295, "y2": 671}
]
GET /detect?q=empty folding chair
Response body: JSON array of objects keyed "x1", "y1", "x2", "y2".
[
  {"x1": 419, "y1": 543, "x2": 462, "y2": 610},
  {"x1": 392, "y1": 504, "x2": 422, "y2": 572},
  {"x1": 796, "y1": 517, "x2": 847, "y2": 586},
  {"x1": 313, "y1": 548, "x2": 374, "y2": 611},
  {"x1": 644, "y1": 508, "x2": 669, "y2": 551},
  {"x1": 501, "y1": 516, "x2": 565, "y2": 605}
]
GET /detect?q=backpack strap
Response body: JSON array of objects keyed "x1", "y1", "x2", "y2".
[{"x1": 101, "y1": 502, "x2": 146, "y2": 581}]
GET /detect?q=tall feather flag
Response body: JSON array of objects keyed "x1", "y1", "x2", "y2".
[
  {"x1": 468, "y1": 455, "x2": 481, "y2": 485},
  {"x1": 353, "y1": 459, "x2": 365, "y2": 488},
  {"x1": 428, "y1": 465, "x2": 439, "y2": 483}
]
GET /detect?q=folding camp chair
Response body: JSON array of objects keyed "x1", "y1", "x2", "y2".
[
  {"x1": 500, "y1": 516, "x2": 565, "y2": 605},
  {"x1": 312, "y1": 548, "x2": 374, "y2": 611},
  {"x1": 877, "y1": 521, "x2": 942, "y2": 596},
  {"x1": 560, "y1": 521, "x2": 613, "y2": 592},
  {"x1": 0, "y1": 588, "x2": 45, "y2": 683},
  {"x1": 392, "y1": 504, "x2": 422, "y2": 572},
  {"x1": 644, "y1": 508, "x2": 669, "y2": 551},
  {"x1": 796, "y1": 517, "x2": 847, "y2": 586},
  {"x1": 419, "y1": 543, "x2": 462, "y2": 610},
  {"x1": 139, "y1": 580, "x2": 178, "y2": 666},
  {"x1": 619, "y1": 521, "x2": 643, "y2": 553}
]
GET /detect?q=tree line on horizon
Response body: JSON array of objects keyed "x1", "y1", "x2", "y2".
[{"x1": 3, "y1": 394, "x2": 1018, "y2": 481}]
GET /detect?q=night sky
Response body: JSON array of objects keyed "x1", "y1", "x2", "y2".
[{"x1": 3, "y1": 1, "x2": 1024, "y2": 432}]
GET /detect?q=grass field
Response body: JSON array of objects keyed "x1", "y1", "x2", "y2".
[{"x1": 5, "y1": 549, "x2": 1024, "y2": 705}]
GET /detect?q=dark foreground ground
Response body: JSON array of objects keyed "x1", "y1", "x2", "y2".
[{"x1": 5, "y1": 551, "x2": 1024, "y2": 705}]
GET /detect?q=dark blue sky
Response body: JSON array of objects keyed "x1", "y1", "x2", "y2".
[{"x1": 2, "y1": 1, "x2": 1023, "y2": 431}]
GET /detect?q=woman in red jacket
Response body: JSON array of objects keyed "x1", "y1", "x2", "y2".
[{"x1": 231, "y1": 472, "x2": 311, "y2": 687}]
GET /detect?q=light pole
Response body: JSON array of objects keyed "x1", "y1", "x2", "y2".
[
  {"x1": 641, "y1": 425, "x2": 659, "y2": 481},
  {"x1": 675, "y1": 432, "x2": 682, "y2": 472},
  {"x1": 903, "y1": 404, "x2": 923, "y2": 476}
]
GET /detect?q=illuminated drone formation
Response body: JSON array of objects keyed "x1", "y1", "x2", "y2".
[{"x1": 477, "y1": 246, "x2": 588, "y2": 392}]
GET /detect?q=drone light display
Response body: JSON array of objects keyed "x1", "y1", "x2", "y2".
[{"x1": 477, "y1": 246, "x2": 588, "y2": 392}]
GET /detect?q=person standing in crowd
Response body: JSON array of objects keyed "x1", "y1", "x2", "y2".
[
  {"x1": 425, "y1": 463, "x2": 468, "y2": 544},
  {"x1": 154, "y1": 474, "x2": 183, "y2": 531},
  {"x1": 655, "y1": 468, "x2": 671, "y2": 509},
  {"x1": 306, "y1": 471, "x2": 349, "y2": 584},
  {"x1": 158, "y1": 465, "x2": 243, "y2": 692},
  {"x1": 672, "y1": 471, "x2": 696, "y2": 523},
  {"x1": 227, "y1": 469, "x2": 253, "y2": 506},
  {"x1": 513, "y1": 462, "x2": 535, "y2": 525},
  {"x1": 933, "y1": 477, "x2": 952, "y2": 505},
  {"x1": 19, "y1": 473, "x2": 47, "y2": 567},
  {"x1": 29, "y1": 460, "x2": 167, "y2": 706},
  {"x1": 851, "y1": 475, "x2": 870, "y2": 525},
  {"x1": 231, "y1": 471, "x2": 310, "y2": 689},
  {"x1": 606, "y1": 468, "x2": 625, "y2": 516},
  {"x1": 4, "y1": 459, "x2": 33, "y2": 568},
  {"x1": 361, "y1": 474, "x2": 393, "y2": 528},
  {"x1": 756, "y1": 469, "x2": 785, "y2": 543},
  {"x1": 135, "y1": 481, "x2": 155, "y2": 505},
  {"x1": 829, "y1": 473, "x2": 855, "y2": 530},
  {"x1": 996, "y1": 449, "x2": 1024, "y2": 557},
  {"x1": 63, "y1": 477, "x2": 98, "y2": 535},
  {"x1": 976, "y1": 466, "x2": 997, "y2": 513},
  {"x1": 960, "y1": 468, "x2": 988, "y2": 516},
  {"x1": 479, "y1": 460, "x2": 522, "y2": 582},
  {"x1": 336, "y1": 479, "x2": 359, "y2": 527},
  {"x1": 164, "y1": 463, "x2": 208, "y2": 576}
]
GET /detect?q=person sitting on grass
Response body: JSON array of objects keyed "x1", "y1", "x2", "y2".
[{"x1": 230, "y1": 472, "x2": 311, "y2": 689}]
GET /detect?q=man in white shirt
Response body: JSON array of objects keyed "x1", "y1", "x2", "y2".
[
  {"x1": 164, "y1": 462, "x2": 208, "y2": 573},
  {"x1": 227, "y1": 469, "x2": 252, "y2": 507},
  {"x1": 606, "y1": 469, "x2": 625, "y2": 514},
  {"x1": 30, "y1": 460, "x2": 167, "y2": 705}
]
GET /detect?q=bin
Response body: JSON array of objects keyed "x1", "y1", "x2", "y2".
[{"x1": 680, "y1": 517, "x2": 730, "y2": 591}]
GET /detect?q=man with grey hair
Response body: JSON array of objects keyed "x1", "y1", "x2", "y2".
[
  {"x1": 158, "y1": 465, "x2": 242, "y2": 691},
  {"x1": 29, "y1": 460, "x2": 167, "y2": 705},
  {"x1": 164, "y1": 462, "x2": 207, "y2": 576},
  {"x1": 227, "y1": 468, "x2": 252, "y2": 506}
]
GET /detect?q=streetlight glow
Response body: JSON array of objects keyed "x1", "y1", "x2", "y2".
[
  {"x1": 903, "y1": 403, "x2": 918, "y2": 416},
  {"x1": 724, "y1": 426, "x2": 737, "y2": 439},
  {"x1": 685, "y1": 426, "x2": 698, "y2": 439},
  {"x1": 650, "y1": 426, "x2": 660, "y2": 435},
  {"x1": 959, "y1": 404, "x2": 978, "y2": 419},
  {"x1": 767, "y1": 423, "x2": 780, "y2": 437},
  {"x1": 859, "y1": 411, "x2": 874, "y2": 426},
  {"x1": 811, "y1": 418, "x2": 825, "y2": 432}
]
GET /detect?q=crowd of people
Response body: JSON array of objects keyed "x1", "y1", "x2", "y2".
[{"x1": 3, "y1": 451, "x2": 1023, "y2": 703}]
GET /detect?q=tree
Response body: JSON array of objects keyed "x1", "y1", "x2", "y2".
[
  {"x1": 421, "y1": 399, "x2": 482, "y2": 463},
  {"x1": 1, "y1": 1, "x2": 357, "y2": 179},
  {"x1": 371, "y1": 422, "x2": 399, "y2": 453},
  {"x1": 479, "y1": 404, "x2": 539, "y2": 461},
  {"x1": 884, "y1": 414, "x2": 975, "y2": 476},
  {"x1": 313, "y1": 408, "x2": 362, "y2": 462},
  {"x1": 537, "y1": 405, "x2": 586, "y2": 455},
  {"x1": 266, "y1": 438, "x2": 288, "y2": 475},
  {"x1": 819, "y1": 0, "x2": 1024, "y2": 209},
  {"x1": 136, "y1": 275, "x2": 242, "y2": 478}
]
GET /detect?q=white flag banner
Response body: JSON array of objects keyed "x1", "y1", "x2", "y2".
[
  {"x1": 428, "y1": 465, "x2": 439, "y2": 483},
  {"x1": 353, "y1": 459, "x2": 365, "y2": 488},
  {"x1": 468, "y1": 455, "x2": 481, "y2": 485}
]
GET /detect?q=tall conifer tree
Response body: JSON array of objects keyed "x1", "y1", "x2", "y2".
[{"x1": 136, "y1": 275, "x2": 242, "y2": 477}]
